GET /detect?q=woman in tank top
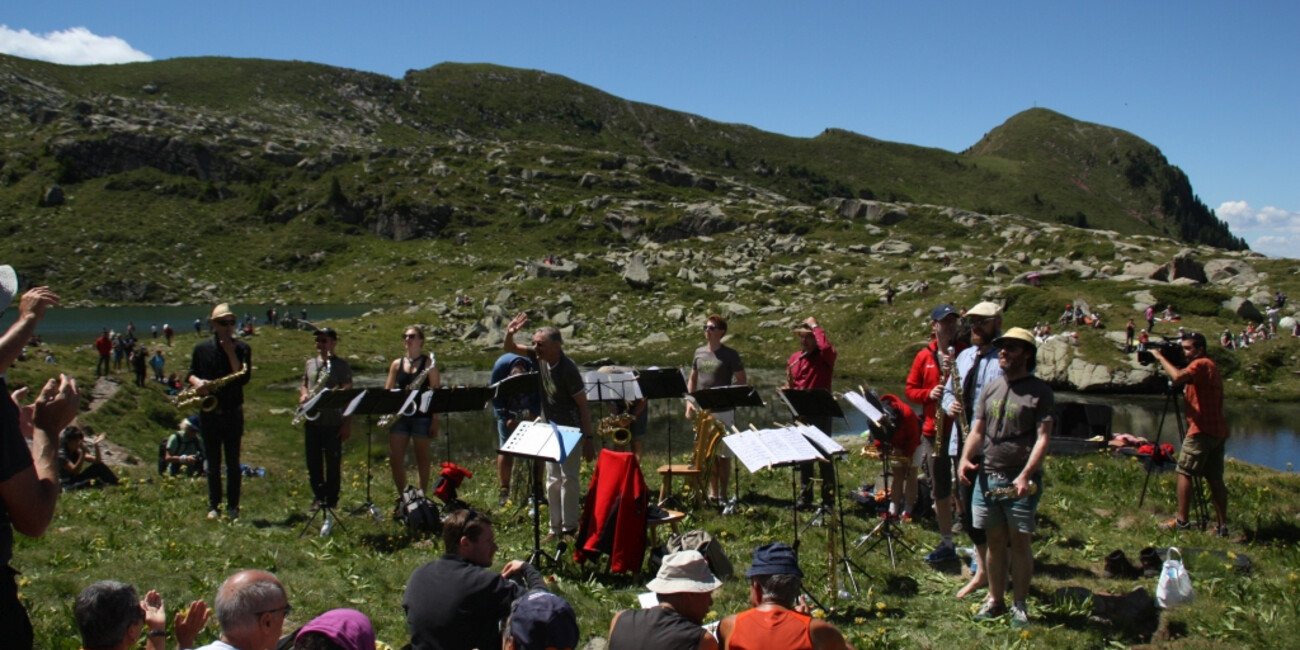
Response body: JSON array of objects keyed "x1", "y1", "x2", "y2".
[{"x1": 384, "y1": 325, "x2": 440, "y2": 515}]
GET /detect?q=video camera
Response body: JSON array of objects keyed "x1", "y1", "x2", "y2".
[{"x1": 1137, "y1": 338, "x2": 1187, "y2": 368}]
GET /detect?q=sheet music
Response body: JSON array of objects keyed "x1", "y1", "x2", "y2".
[
  {"x1": 298, "y1": 388, "x2": 329, "y2": 417},
  {"x1": 340, "y1": 390, "x2": 368, "y2": 418},
  {"x1": 583, "y1": 371, "x2": 643, "y2": 402},
  {"x1": 844, "y1": 391, "x2": 886, "y2": 426},
  {"x1": 499, "y1": 420, "x2": 583, "y2": 462},
  {"x1": 724, "y1": 427, "x2": 824, "y2": 472},
  {"x1": 792, "y1": 423, "x2": 846, "y2": 456}
]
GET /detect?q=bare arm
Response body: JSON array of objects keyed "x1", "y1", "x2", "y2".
[
  {"x1": 958, "y1": 417, "x2": 986, "y2": 486},
  {"x1": 1015, "y1": 418, "x2": 1053, "y2": 497},
  {"x1": 384, "y1": 358, "x2": 401, "y2": 390},
  {"x1": 1, "y1": 374, "x2": 79, "y2": 537},
  {"x1": 1152, "y1": 349, "x2": 1192, "y2": 386},
  {"x1": 809, "y1": 619, "x2": 853, "y2": 650},
  {"x1": 0, "y1": 288, "x2": 59, "y2": 374},
  {"x1": 685, "y1": 368, "x2": 699, "y2": 418}
]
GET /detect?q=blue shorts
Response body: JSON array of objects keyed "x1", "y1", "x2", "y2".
[
  {"x1": 389, "y1": 416, "x2": 433, "y2": 439},
  {"x1": 972, "y1": 472, "x2": 1042, "y2": 534}
]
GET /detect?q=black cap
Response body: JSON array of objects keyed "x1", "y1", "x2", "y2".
[{"x1": 314, "y1": 327, "x2": 338, "y2": 340}]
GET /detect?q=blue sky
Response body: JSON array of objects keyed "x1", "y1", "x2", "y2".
[{"x1": 4, "y1": 1, "x2": 1297, "y2": 256}]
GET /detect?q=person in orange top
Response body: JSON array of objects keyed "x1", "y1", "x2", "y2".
[
  {"x1": 716, "y1": 542, "x2": 853, "y2": 650},
  {"x1": 1153, "y1": 332, "x2": 1229, "y2": 537}
]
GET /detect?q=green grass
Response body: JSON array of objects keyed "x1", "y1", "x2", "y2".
[{"x1": 7, "y1": 320, "x2": 1300, "y2": 649}]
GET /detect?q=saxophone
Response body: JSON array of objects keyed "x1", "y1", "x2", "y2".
[
  {"x1": 292, "y1": 358, "x2": 332, "y2": 426},
  {"x1": 173, "y1": 364, "x2": 248, "y2": 413},
  {"x1": 934, "y1": 345, "x2": 955, "y2": 458},
  {"x1": 984, "y1": 481, "x2": 1038, "y2": 500},
  {"x1": 377, "y1": 354, "x2": 436, "y2": 429}
]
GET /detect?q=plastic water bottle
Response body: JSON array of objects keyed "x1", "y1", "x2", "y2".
[{"x1": 320, "y1": 514, "x2": 334, "y2": 537}]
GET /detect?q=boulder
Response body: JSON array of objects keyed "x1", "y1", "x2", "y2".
[
  {"x1": 1222, "y1": 297, "x2": 1263, "y2": 322},
  {"x1": 825, "y1": 198, "x2": 909, "y2": 225},
  {"x1": 1204, "y1": 259, "x2": 1259, "y2": 286},
  {"x1": 664, "y1": 307, "x2": 685, "y2": 323},
  {"x1": 637, "y1": 332, "x2": 672, "y2": 346},
  {"x1": 718, "y1": 302, "x2": 752, "y2": 318},
  {"x1": 870, "y1": 239, "x2": 914, "y2": 255},
  {"x1": 535, "y1": 259, "x2": 580, "y2": 278},
  {"x1": 579, "y1": 172, "x2": 601, "y2": 188},
  {"x1": 41, "y1": 185, "x2": 65, "y2": 207},
  {"x1": 622, "y1": 255, "x2": 653, "y2": 289},
  {"x1": 1123, "y1": 261, "x2": 1161, "y2": 277},
  {"x1": 1149, "y1": 255, "x2": 1207, "y2": 284}
]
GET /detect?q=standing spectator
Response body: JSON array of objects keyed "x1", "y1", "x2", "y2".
[
  {"x1": 194, "y1": 570, "x2": 288, "y2": 650},
  {"x1": 193, "y1": 318, "x2": 202, "y2": 336},
  {"x1": 114, "y1": 334, "x2": 128, "y2": 372},
  {"x1": 162, "y1": 323, "x2": 174, "y2": 347},
  {"x1": 0, "y1": 274, "x2": 81, "y2": 649},
  {"x1": 131, "y1": 346, "x2": 149, "y2": 388},
  {"x1": 149, "y1": 350, "x2": 165, "y2": 382},
  {"x1": 126, "y1": 321, "x2": 136, "y2": 340},
  {"x1": 503, "y1": 314, "x2": 594, "y2": 541},
  {"x1": 1145, "y1": 304, "x2": 1155, "y2": 333},
  {"x1": 884, "y1": 286, "x2": 896, "y2": 306},
  {"x1": 784, "y1": 317, "x2": 837, "y2": 509},
  {"x1": 1125, "y1": 319, "x2": 1136, "y2": 350},
  {"x1": 151, "y1": 324, "x2": 158, "y2": 339},
  {"x1": 1155, "y1": 333, "x2": 1230, "y2": 537},
  {"x1": 686, "y1": 314, "x2": 747, "y2": 503},
  {"x1": 188, "y1": 303, "x2": 252, "y2": 520},
  {"x1": 959, "y1": 327, "x2": 1054, "y2": 628},
  {"x1": 95, "y1": 330, "x2": 113, "y2": 377}
]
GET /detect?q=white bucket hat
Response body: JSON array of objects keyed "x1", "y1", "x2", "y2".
[{"x1": 646, "y1": 550, "x2": 722, "y2": 594}]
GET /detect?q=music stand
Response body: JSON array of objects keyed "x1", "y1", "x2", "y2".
[
  {"x1": 500, "y1": 420, "x2": 583, "y2": 567},
  {"x1": 790, "y1": 422, "x2": 869, "y2": 596},
  {"x1": 492, "y1": 371, "x2": 541, "y2": 514},
  {"x1": 685, "y1": 386, "x2": 764, "y2": 509},
  {"x1": 843, "y1": 389, "x2": 914, "y2": 568},
  {"x1": 777, "y1": 388, "x2": 845, "y2": 524},
  {"x1": 635, "y1": 369, "x2": 687, "y2": 505},
  {"x1": 345, "y1": 389, "x2": 412, "y2": 524},
  {"x1": 297, "y1": 389, "x2": 366, "y2": 538},
  {"x1": 427, "y1": 386, "x2": 492, "y2": 464}
]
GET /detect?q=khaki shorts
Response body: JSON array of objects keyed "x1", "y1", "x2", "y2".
[{"x1": 1177, "y1": 434, "x2": 1226, "y2": 481}]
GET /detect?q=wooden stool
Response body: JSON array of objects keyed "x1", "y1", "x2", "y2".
[{"x1": 647, "y1": 509, "x2": 686, "y2": 547}]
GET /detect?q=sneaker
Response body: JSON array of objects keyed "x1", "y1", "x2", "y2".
[
  {"x1": 1214, "y1": 524, "x2": 1229, "y2": 538},
  {"x1": 1158, "y1": 518, "x2": 1191, "y2": 531},
  {"x1": 320, "y1": 514, "x2": 334, "y2": 537},
  {"x1": 228, "y1": 507, "x2": 239, "y2": 520},
  {"x1": 1139, "y1": 547, "x2": 1162, "y2": 578},
  {"x1": 1103, "y1": 550, "x2": 1140, "y2": 579},
  {"x1": 925, "y1": 543, "x2": 958, "y2": 563},
  {"x1": 1009, "y1": 602, "x2": 1030, "y2": 628},
  {"x1": 973, "y1": 599, "x2": 1006, "y2": 621},
  {"x1": 498, "y1": 488, "x2": 509, "y2": 508},
  {"x1": 207, "y1": 509, "x2": 221, "y2": 520}
]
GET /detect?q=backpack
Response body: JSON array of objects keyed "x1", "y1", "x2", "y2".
[
  {"x1": 400, "y1": 486, "x2": 441, "y2": 534},
  {"x1": 664, "y1": 529, "x2": 734, "y2": 579}
]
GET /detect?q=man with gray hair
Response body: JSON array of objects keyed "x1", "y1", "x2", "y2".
[
  {"x1": 74, "y1": 580, "x2": 208, "y2": 650},
  {"x1": 717, "y1": 542, "x2": 853, "y2": 650},
  {"x1": 504, "y1": 313, "x2": 594, "y2": 541},
  {"x1": 196, "y1": 570, "x2": 290, "y2": 650}
]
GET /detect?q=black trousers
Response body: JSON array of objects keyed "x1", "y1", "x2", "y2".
[
  {"x1": 1, "y1": 566, "x2": 33, "y2": 649},
  {"x1": 304, "y1": 423, "x2": 343, "y2": 508},
  {"x1": 201, "y1": 408, "x2": 244, "y2": 511},
  {"x1": 798, "y1": 415, "x2": 836, "y2": 505}
]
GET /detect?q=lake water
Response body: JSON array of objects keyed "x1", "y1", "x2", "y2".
[{"x1": 0, "y1": 303, "x2": 380, "y2": 345}]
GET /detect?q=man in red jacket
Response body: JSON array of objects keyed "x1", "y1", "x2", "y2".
[{"x1": 905, "y1": 305, "x2": 966, "y2": 556}]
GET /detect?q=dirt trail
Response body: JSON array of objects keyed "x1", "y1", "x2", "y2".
[{"x1": 81, "y1": 376, "x2": 145, "y2": 467}]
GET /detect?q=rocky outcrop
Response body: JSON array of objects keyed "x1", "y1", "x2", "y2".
[
  {"x1": 622, "y1": 255, "x2": 652, "y2": 289},
  {"x1": 1204, "y1": 259, "x2": 1259, "y2": 286},
  {"x1": 1221, "y1": 297, "x2": 1263, "y2": 322},
  {"x1": 50, "y1": 132, "x2": 247, "y2": 182},
  {"x1": 370, "y1": 203, "x2": 454, "y2": 241},
  {"x1": 1149, "y1": 254, "x2": 1207, "y2": 284},
  {"x1": 824, "y1": 198, "x2": 909, "y2": 225},
  {"x1": 1036, "y1": 337, "x2": 1159, "y2": 392},
  {"x1": 650, "y1": 203, "x2": 735, "y2": 242}
]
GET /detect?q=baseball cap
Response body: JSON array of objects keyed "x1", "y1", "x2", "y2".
[
  {"x1": 509, "y1": 591, "x2": 579, "y2": 650},
  {"x1": 314, "y1": 327, "x2": 338, "y2": 340},
  {"x1": 745, "y1": 542, "x2": 803, "y2": 578},
  {"x1": 930, "y1": 304, "x2": 959, "y2": 322},
  {"x1": 646, "y1": 550, "x2": 722, "y2": 594},
  {"x1": 966, "y1": 301, "x2": 1003, "y2": 318},
  {"x1": 791, "y1": 323, "x2": 814, "y2": 333}
]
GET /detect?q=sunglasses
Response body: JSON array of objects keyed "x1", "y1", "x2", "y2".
[
  {"x1": 703, "y1": 325, "x2": 723, "y2": 331},
  {"x1": 403, "y1": 334, "x2": 421, "y2": 340},
  {"x1": 256, "y1": 604, "x2": 293, "y2": 618},
  {"x1": 214, "y1": 318, "x2": 237, "y2": 326}
]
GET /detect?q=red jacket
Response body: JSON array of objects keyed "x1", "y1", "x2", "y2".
[
  {"x1": 786, "y1": 327, "x2": 836, "y2": 390},
  {"x1": 574, "y1": 450, "x2": 648, "y2": 573},
  {"x1": 904, "y1": 339, "x2": 967, "y2": 437}
]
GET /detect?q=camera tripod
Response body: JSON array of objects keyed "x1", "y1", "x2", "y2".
[
  {"x1": 853, "y1": 442, "x2": 913, "y2": 569},
  {"x1": 1137, "y1": 381, "x2": 1209, "y2": 529}
]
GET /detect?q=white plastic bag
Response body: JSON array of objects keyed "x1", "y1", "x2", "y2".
[{"x1": 1156, "y1": 547, "x2": 1195, "y2": 608}]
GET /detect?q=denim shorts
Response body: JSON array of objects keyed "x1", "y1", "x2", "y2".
[
  {"x1": 389, "y1": 416, "x2": 433, "y2": 439},
  {"x1": 972, "y1": 471, "x2": 1042, "y2": 534}
]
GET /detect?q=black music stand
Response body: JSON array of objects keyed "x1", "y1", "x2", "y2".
[
  {"x1": 346, "y1": 389, "x2": 412, "y2": 524},
  {"x1": 492, "y1": 371, "x2": 541, "y2": 513},
  {"x1": 427, "y1": 386, "x2": 492, "y2": 464},
  {"x1": 686, "y1": 385, "x2": 764, "y2": 510},
  {"x1": 635, "y1": 369, "x2": 688, "y2": 505},
  {"x1": 499, "y1": 420, "x2": 583, "y2": 568},
  {"x1": 844, "y1": 389, "x2": 914, "y2": 568},
  {"x1": 297, "y1": 389, "x2": 365, "y2": 538}
]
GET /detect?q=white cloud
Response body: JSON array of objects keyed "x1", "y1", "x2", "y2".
[
  {"x1": 0, "y1": 25, "x2": 151, "y2": 65},
  {"x1": 1216, "y1": 201, "x2": 1300, "y2": 259}
]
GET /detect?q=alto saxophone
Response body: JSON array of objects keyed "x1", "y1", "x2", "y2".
[
  {"x1": 292, "y1": 358, "x2": 332, "y2": 426},
  {"x1": 173, "y1": 364, "x2": 248, "y2": 413},
  {"x1": 377, "y1": 354, "x2": 436, "y2": 429},
  {"x1": 934, "y1": 345, "x2": 955, "y2": 458}
]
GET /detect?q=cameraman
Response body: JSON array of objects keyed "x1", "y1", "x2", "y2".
[{"x1": 1152, "y1": 332, "x2": 1229, "y2": 537}]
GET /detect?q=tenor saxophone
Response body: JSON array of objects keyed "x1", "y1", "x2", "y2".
[
  {"x1": 377, "y1": 354, "x2": 435, "y2": 429},
  {"x1": 934, "y1": 345, "x2": 955, "y2": 457},
  {"x1": 173, "y1": 364, "x2": 248, "y2": 413},
  {"x1": 292, "y1": 358, "x2": 332, "y2": 426}
]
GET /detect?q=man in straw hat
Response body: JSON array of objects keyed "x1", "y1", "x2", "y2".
[
  {"x1": 717, "y1": 542, "x2": 853, "y2": 650},
  {"x1": 0, "y1": 265, "x2": 81, "y2": 649},
  {"x1": 608, "y1": 549, "x2": 722, "y2": 650},
  {"x1": 187, "y1": 303, "x2": 252, "y2": 521},
  {"x1": 958, "y1": 326, "x2": 1054, "y2": 628}
]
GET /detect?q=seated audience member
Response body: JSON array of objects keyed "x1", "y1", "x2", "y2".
[
  {"x1": 404, "y1": 509, "x2": 547, "y2": 650},
  {"x1": 717, "y1": 542, "x2": 854, "y2": 650},
  {"x1": 503, "y1": 591, "x2": 580, "y2": 650},
  {"x1": 608, "y1": 550, "x2": 721, "y2": 650},
  {"x1": 288, "y1": 608, "x2": 376, "y2": 650},
  {"x1": 164, "y1": 417, "x2": 206, "y2": 477},
  {"x1": 59, "y1": 426, "x2": 120, "y2": 489},
  {"x1": 195, "y1": 570, "x2": 290, "y2": 650},
  {"x1": 74, "y1": 580, "x2": 208, "y2": 650}
]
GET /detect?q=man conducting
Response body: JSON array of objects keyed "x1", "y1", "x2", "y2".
[
  {"x1": 686, "y1": 314, "x2": 747, "y2": 503},
  {"x1": 717, "y1": 542, "x2": 854, "y2": 650},
  {"x1": 504, "y1": 313, "x2": 594, "y2": 541},
  {"x1": 299, "y1": 327, "x2": 353, "y2": 526},
  {"x1": 188, "y1": 303, "x2": 252, "y2": 521},
  {"x1": 404, "y1": 509, "x2": 548, "y2": 650},
  {"x1": 904, "y1": 304, "x2": 966, "y2": 526},
  {"x1": 608, "y1": 550, "x2": 722, "y2": 650},
  {"x1": 958, "y1": 327, "x2": 1053, "y2": 628},
  {"x1": 1154, "y1": 332, "x2": 1229, "y2": 536},
  {"x1": 784, "y1": 317, "x2": 837, "y2": 509}
]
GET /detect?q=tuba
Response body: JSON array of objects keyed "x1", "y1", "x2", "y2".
[
  {"x1": 173, "y1": 364, "x2": 248, "y2": 413},
  {"x1": 597, "y1": 412, "x2": 635, "y2": 447}
]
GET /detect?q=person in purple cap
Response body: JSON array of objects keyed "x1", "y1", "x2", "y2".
[
  {"x1": 291, "y1": 608, "x2": 375, "y2": 650},
  {"x1": 717, "y1": 543, "x2": 852, "y2": 650},
  {"x1": 502, "y1": 591, "x2": 579, "y2": 650}
]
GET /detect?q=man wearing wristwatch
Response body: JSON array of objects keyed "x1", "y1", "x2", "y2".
[{"x1": 504, "y1": 313, "x2": 594, "y2": 542}]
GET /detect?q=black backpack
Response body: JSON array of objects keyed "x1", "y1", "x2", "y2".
[{"x1": 400, "y1": 486, "x2": 441, "y2": 534}]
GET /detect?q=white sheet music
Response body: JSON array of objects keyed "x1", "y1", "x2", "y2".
[
  {"x1": 724, "y1": 427, "x2": 825, "y2": 472},
  {"x1": 844, "y1": 391, "x2": 887, "y2": 427},
  {"x1": 791, "y1": 423, "x2": 846, "y2": 456},
  {"x1": 583, "y1": 371, "x2": 643, "y2": 402},
  {"x1": 499, "y1": 420, "x2": 583, "y2": 462}
]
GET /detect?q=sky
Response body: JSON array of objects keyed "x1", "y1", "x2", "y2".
[{"x1": 3, "y1": 1, "x2": 1297, "y2": 257}]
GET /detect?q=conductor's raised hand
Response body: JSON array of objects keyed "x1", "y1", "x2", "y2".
[{"x1": 506, "y1": 312, "x2": 529, "y2": 336}]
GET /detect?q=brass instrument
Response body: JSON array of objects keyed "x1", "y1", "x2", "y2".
[
  {"x1": 983, "y1": 480, "x2": 1038, "y2": 500},
  {"x1": 934, "y1": 345, "x2": 955, "y2": 457},
  {"x1": 173, "y1": 364, "x2": 248, "y2": 413},
  {"x1": 377, "y1": 353, "x2": 436, "y2": 429},
  {"x1": 292, "y1": 358, "x2": 332, "y2": 426},
  {"x1": 597, "y1": 412, "x2": 635, "y2": 447}
]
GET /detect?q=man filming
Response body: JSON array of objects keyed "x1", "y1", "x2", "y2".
[{"x1": 1153, "y1": 332, "x2": 1229, "y2": 537}]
